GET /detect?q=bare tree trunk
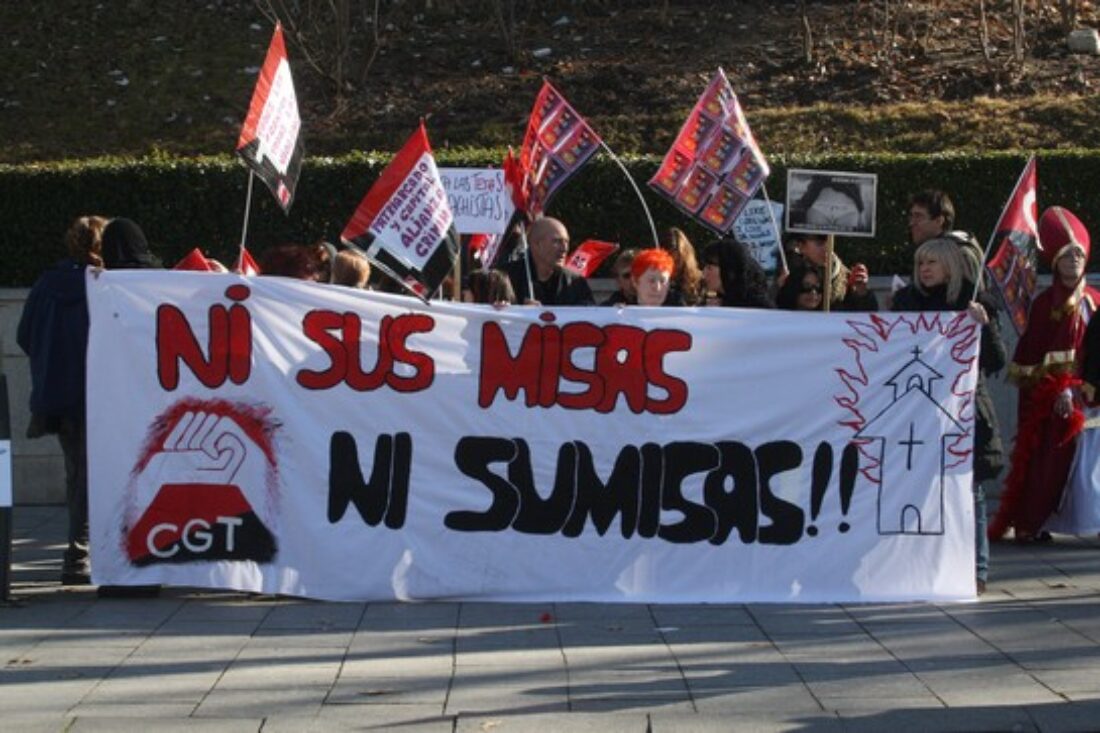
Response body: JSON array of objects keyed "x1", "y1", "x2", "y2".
[
  {"x1": 978, "y1": 0, "x2": 992, "y2": 61},
  {"x1": 253, "y1": 0, "x2": 389, "y2": 118},
  {"x1": 1058, "y1": 0, "x2": 1080, "y2": 33},
  {"x1": 799, "y1": 0, "x2": 813, "y2": 64},
  {"x1": 491, "y1": 0, "x2": 519, "y2": 63},
  {"x1": 1012, "y1": 0, "x2": 1026, "y2": 62},
  {"x1": 357, "y1": 0, "x2": 383, "y2": 90}
]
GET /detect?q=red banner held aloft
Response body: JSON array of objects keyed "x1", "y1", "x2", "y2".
[
  {"x1": 564, "y1": 240, "x2": 619, "y2": 278},
  {"x1": 519, "y1": 82, "x2": 602, "y2": 216},
  {"x1": 341, "y1": 123, "x2": 459, "y2": 298},
  {"x1": 985, "y1": 158, "x2": 1038, "y2": 336},
  {"x1": 236, "y1": 23, "x2": 304, "y2": 213},
  {"x1": 649, "y1": 69, "x2": 769, "y2": 234}
]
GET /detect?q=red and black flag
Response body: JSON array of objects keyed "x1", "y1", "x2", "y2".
[
  {"x1": 519, "y1": 81, "x2": 602, "y2": 216},
  {"x1": 564, "y1": 240, "x2": 619, "y2": 278},
  {"x1": 649, "y1": 68, "x2": 769, "y2": 233},
  {"x1": 236, "y1": 23, "x2": 304, "y2": 213},
  {"x1": 341, "y1": 123, "x2": 459, "y2": 298},
  {"x1": 985, "y1": 157, "x2": 1038, "y2": 336}
]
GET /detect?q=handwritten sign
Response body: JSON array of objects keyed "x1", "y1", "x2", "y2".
[
  {"x1": 439, "y1": 168, "x2": 516, "y2": 235},
  {"x1": 86, "y1": 272, "x2": 980, "y2": 603},
  {"x1": 732, "y1": 200, "x2": 784, "y2": 275}
]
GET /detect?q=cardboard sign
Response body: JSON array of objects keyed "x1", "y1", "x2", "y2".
[
  {"x1": 732, "y1": 200, "x2": 784, "y2": 275},
  {"x1": 438, "y1": 168, "x2": 516, "y2": 235}
]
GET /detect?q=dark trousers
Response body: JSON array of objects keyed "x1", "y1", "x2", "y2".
[{"x1": 56, "y1": 416, "x2": 88, "y2": 568}]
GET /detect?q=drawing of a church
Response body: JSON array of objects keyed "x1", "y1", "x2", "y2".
[{"x1": 854, "y1": 346, "x2": 967, "y2": 536}]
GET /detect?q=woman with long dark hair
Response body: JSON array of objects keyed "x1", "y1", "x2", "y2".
[{"x1": 700, "y1": 237, "x2": 773, "y2": 309}]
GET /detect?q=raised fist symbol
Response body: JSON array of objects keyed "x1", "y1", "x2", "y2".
[{"x1": 124, "y1": 405, "x2": 278, "y2": 566}]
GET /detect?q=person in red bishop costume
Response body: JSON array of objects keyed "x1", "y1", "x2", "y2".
[{"x1": 989, "y1": 206, "x2": 1100, "y2": 542}]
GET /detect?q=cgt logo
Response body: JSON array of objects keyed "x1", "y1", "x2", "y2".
[
  {"x1": 127, "y1": 483, "x2": 275, "y2": 565},
  {"x1": 125, "y1": 404, "x2": 279, "y2": 567}
]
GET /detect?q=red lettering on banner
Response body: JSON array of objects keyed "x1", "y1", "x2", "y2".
[
  {"x1": 297, "y1": 311, "x2": 436, "y2": 393},
  {"x1": 156, "y1": 285, "x2": 253, "y2": 391},
  {"x1": 478, "y1": 318, "x2": 691, "y2": 414}
]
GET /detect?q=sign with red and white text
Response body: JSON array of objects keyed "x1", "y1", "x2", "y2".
[
  {"x1": 236, "y1": 23, "x2": 303, "y2": 212},
  {"x1": 342, "y1": 124, "x2": 459, "y2": 297},
  {"x1": 88, "y1": 271, "x2": 980, "y2": 602}
]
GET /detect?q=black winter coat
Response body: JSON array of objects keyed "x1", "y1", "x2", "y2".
[{"x1": 892, "y1": 281, "x2": 1007, "y2": 482}]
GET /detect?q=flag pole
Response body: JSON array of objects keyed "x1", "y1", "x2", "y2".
[
  {"x1": 599, "y1": 141, "x2": 659, "y2": 248},
  {"x1": 823, "y1": 234, "x2": 834, "y2": 313},
  {"x1": 971, "y1": 155, "x2": 1035, "y2": 302},
  {"x1": 520, "y1": 225, "x2": 536, "y2": 303},
  {"x1": 761, "y1": 184, "x2": 788, "y2": 275},
  {"x1": 239, "y1": 170, "x2": 256, "y2": 253}
]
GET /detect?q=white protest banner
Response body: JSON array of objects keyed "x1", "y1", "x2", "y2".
[
  {"x1": 732, "y1": 199, "x2": 784, "y2": 275},
  {"x1": 438, "y1": 168, "x2": 515, "y2": 235},
  {"x1": 88, "y1": 271, "x2": 979, "y2": 603}
]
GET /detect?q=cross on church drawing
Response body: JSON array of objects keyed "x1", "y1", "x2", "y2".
[{"x1": 854, "y1": 346, "x2": 966, "y2": 536}]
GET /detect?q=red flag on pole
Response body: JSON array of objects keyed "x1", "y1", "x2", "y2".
[
  {"x1": 985, "y1": 157, "x2": 1038, "y2": 336},
  {"x1": 174, "y1": 248, "x2": 218, "y2": 272},
  {"x1": 340, "y1": 123, "x2": 459, "y2": 298},
  {"x1": 236, "y1": 23, "x2": 304, "y2": 213},
  {"x1": 563, "y1": 240, "x2": 619, "y2": 278},
  {"x1": 519, "y1": 82, "x2": 602, "y2": 216},
  {"x1": 502, "y1": 147, "x2": 530, "y2": 216},
  {"x1": 649, "y1": 68, "x2": 769, "y2": 233},
  {"x1": 234, "y1": 247, "x2": 262, "y2": 276}
]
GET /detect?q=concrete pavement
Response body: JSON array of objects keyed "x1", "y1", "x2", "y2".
[{"x1": 3, "y1": 506, "x2": 1100, "y2": 732}]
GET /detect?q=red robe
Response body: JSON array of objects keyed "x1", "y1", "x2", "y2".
[{"x1": 989, "y1": 280, "x2": 1100, "y2": 539}]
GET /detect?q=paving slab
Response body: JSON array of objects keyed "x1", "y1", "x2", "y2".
[{"x1": 6, "y1": 505, "x2": 1100, "y2": 730}]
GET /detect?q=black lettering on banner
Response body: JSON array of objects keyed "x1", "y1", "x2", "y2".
[
  {"x1": 328, "y1": 431, "x2": 411, "y2": 529},
  {"x1": 324, "y1": 432, "x2": 861, "y2": 544},
  {"x1": 755, "y1": 441, "x2": 805, "y2": 545},
  {"x1": 562, "y1": 442, "x2": 642, "y2": 539},
  {"x1": 445, "y1": 437, "x2": 858, "y2": 545},
  {"x1": 704, "y1": 441, "x2": 759, "y2": 545},
  {"x1": 445, "y1": 436, "x2": 520, "y2": 531},
  {"x1": 511, "y1": 440, "x2": 577, "y2": 535},
  {"x1": 657, "y1": 441, "x2": 719, "y2": 544}
]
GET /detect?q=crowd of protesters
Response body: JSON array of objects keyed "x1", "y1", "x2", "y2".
[{"x1": 17, "y1": 187, "x2": 1100, "y2": 597}]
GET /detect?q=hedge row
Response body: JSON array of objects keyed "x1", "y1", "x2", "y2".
[{"x1": 2, "y1": 149, "x2": 1097, "y2": 287}]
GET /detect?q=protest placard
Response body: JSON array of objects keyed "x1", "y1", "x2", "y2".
[
  {"x1": 732, "y1": 199, "x2": 784, "y2": 275},
  {"x1": 87, "y1": 272, "x2": 980, "y2": 603},
  {"x1": 438, "y1": 168, "x2": 516, "y2": 235},
  {"x1": 786, "y1": 169, "x2": 877, "y2": 238}
]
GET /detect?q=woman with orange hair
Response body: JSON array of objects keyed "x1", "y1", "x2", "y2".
[
  {"x1": 990, "y1": 206, "x2": 1100, "y2": 542},
  {"x1": 631, "y1": 248, "x2": 678, "y2": 307}
]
